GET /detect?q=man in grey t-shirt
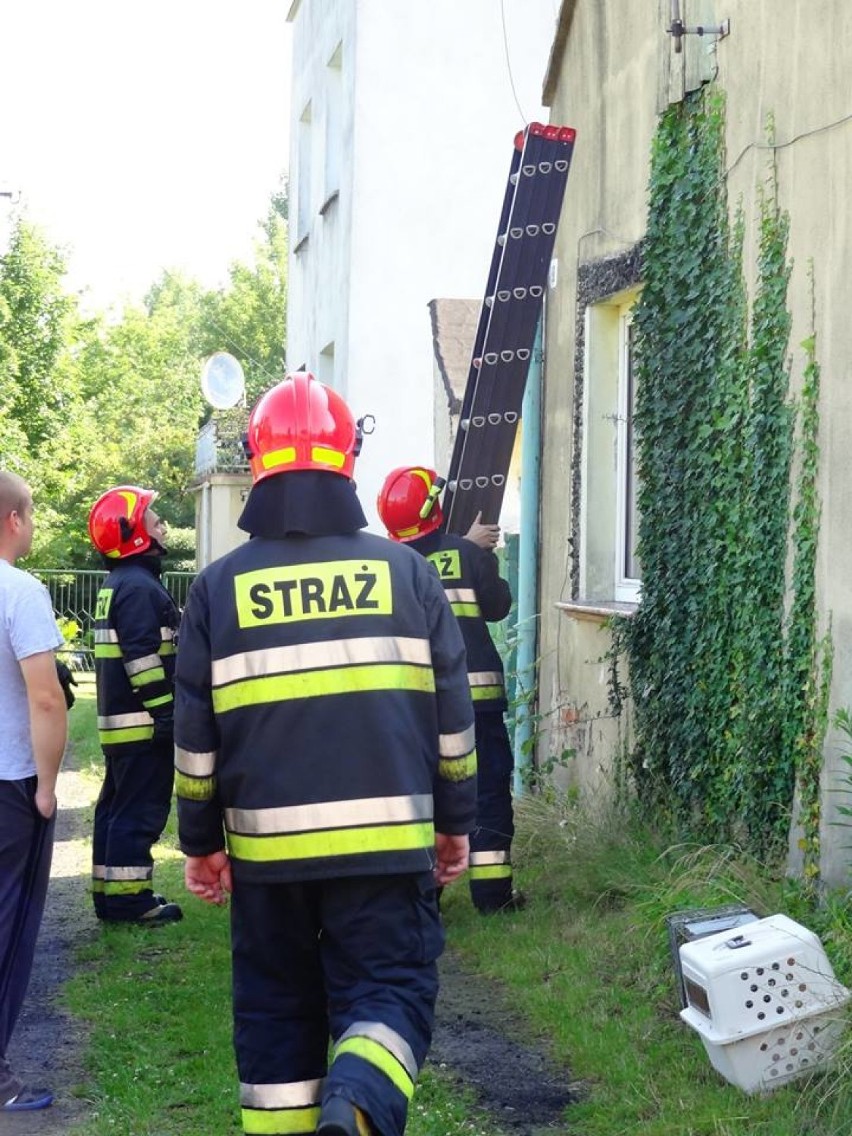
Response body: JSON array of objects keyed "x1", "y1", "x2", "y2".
[{"x1": 0, "y1": 471, "x2": 67, "y2": 1113}]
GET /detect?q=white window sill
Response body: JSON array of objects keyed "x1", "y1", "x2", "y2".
[{"x1": 555, "y1": 600, "x2": 637, "y2": 624}]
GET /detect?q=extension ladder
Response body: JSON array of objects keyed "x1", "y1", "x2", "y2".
[{"x1": 442, "y1": 122, "x2": 576, "y2": 535}]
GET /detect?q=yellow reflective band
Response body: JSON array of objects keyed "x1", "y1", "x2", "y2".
[
  {"x1": 395, "y1": 523, "x2": 422, "y2": 538},
  {"x1": 227, "y1": 821, "x2": 435, "y2": 863},
  {"x1": 469, "y1": 864, "x2": 513, "y2": 880},
  {"x1": 98, "y1": 726, "x2": 155, "y2": 745},
  {"x1": 175, "y1": 771, "x2": 216, "y2": 801},
  {"x1": 261, "y1": 446, "x2": 297, "y2": 470},
  {"x1": 242, "y1": 1104, "x2": 320, "y2": 1135},
  {"x1": 471, "y1": 685, "x2": 504, "y2": 701},
  {"x1": 427, "y1": 549, "x2": 462, "y2": 581},
  {"x1": 451, "y1": 603, "x2": 481, "y2": 618},
  {"x1": 333, "y1": 1036, "x2": 415, "y2": 1100},
  {"x1": 234, "y1": 560, "x2": 393, "y2": 627},
  {"x1": 91, "y1": 879, "x2": 105, "y2": 894},
  {"x1": 95, "y1": 644, "x2": 123, "y2": 658},
  {"x1": 311, "y1": 445, "x2": 346, "y2": 468},
  {"x1": 94, "y1": 591, "x2": 112, "y2": 621},
  {"x1": 143, "y1": 693, "x2": 173, "y2": 709},
  {"x1": 439, "y1": 752, "x2": 477, "y2": 782},
  {"x1": 102, "y1": 879, "x2": 152, "y2": 896},
  {"x1": 158, "y1": 643, "x2": 176, "y2": 656},
  {"x1": 130, "y1": 666, "x2": 167, "y2": 687},
  {"x1": 212, "y1": 663, "x2": 435, "y2": 714}
]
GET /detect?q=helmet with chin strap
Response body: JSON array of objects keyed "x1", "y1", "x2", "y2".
[
  {"x1": 377, "y1": 466, "x2": 445, "y2": 542},
  {"x1": 88, "y1": 485, "x2": 158, "y2": 559},
  {"x1": 243, "y1": 372, "x2": 361, "y2": 485}
]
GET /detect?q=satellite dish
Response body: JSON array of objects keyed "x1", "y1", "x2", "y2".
[{"x1": 201, "y1": 352, "x2": 246, "y2": 409}]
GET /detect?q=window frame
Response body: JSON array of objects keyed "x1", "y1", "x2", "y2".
[{"x1": 615, "y1": 306, "x2": 640, "y2": 603}]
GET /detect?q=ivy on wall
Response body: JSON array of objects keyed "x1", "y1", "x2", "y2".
[{"x1": 613, "y1": 88, "x2": 830, "y2": 861}]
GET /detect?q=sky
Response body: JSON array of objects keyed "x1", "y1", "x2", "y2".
[{"x1": 0, "y1": 1, "x2": 292, "y2": 311}]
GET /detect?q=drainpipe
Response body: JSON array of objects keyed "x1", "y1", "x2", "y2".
[{"x1": 513, "y1": 315, "x2": 543, "y2": 795}]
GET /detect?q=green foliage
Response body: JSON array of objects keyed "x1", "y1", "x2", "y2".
[
  {"x1": 0, "y1": 217, "x2": 78, "y2": 452},
  {"x1": 830, "y1": 708, "x2": 852, "y2": 848},
  {"x1": 0, "y1": 185, "x2": 288, "y2": 569},
  {"x1": 196, "y1": 185, "x2": 289, "y2": 407},
  {"x1": 616, "y1": 89, "x2": 830, "y2": 861}
]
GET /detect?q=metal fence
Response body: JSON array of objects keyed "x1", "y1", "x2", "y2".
[{"x1": 33, "y1": 568, "x2": 196, "y2": 672}]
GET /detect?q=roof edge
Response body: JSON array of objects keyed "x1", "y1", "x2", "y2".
[{"x1": 543, "y1": 0, "x2": 578, "y2": 106}]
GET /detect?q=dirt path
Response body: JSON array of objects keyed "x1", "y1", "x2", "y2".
[
  {"x1": 4, "y1": 745, "x2": 577, "y2": 1136},
  {"x1": 4, "y1": 752, "x2": 94, "y2": 1135}
]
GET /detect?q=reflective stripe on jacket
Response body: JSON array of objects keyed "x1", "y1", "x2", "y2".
[
  {"x1": 413, "y1": 532, "x2": 511, "y2": 713},
  {"x1": 92, "y1": 559, "x2": 179, "y2": 755}
]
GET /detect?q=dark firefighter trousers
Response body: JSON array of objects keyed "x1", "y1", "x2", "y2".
[
  {"x1": 0, "y1": 777, "x2": 55, "y2": 1102},
  {"x1": 231, "y1": 872, "x2": 443, "y2": 1136},
  {"x1": 469, "y1": 710, "x2": 516, "y2": 911},
  {"x1": 92, "y1": 740, "x2": 175, "y2": 921}
]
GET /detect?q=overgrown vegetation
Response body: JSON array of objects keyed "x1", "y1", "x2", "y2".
[
  {"x1": 62, "y1": 697, "x2": 852, "y2": 1136},
  {"x1": 0, "y1": 184, "x2": 288, "y2": 569},
  {"x1": 615, "y1": 89, "x2": 830, "y2": 862}
]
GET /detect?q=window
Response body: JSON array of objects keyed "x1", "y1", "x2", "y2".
[
  {"x1": 579, "y1": 289, "x2": 641, "y2": 605},
  {"x1": 615, "y1": 311, "x2": 640, "y2": 601},
  {"x1": 296, "y1": 101, "x2": 313, "y2": 244},
  {"x1": 318, "y1": 341, "x2": 335, "y2": 389},
  {"x1": 323, "y1": 43, "x2": 342, "y2": 207}
]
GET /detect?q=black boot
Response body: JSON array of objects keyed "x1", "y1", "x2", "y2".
[{"x1": 316, "y1": 1096, "x2": 373, "y2": 1136}]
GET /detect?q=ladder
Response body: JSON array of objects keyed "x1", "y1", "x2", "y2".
[{"x1": 442, "y1": 122, "x2": 576, "y2": 535}]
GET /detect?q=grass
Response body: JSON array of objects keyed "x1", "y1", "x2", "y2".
[{"x1": 61, "y1": 696, "x2": 852, "y2": 1135}]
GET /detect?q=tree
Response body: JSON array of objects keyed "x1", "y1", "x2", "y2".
[
  {"x1": 198, "y1": 183, "x2": 288, "y2": 406},
  {"x1": 0, "y1": 217, "x2": 77, "y2": 450}
]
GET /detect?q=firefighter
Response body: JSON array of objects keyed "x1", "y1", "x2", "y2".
[
  {"x1": 174, "y1": 373, "x2": 476, "y2": 1136},
  {"x1": 377, "y1": 466, "x2": 524, "y2": 915},
  {"x1": 88, "y1": 486, "x2": 182, "y2": 925}
]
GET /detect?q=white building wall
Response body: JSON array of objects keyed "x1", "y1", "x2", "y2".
[{"x1": 287, "y1": 0, "x2": 557, "y2": 531}]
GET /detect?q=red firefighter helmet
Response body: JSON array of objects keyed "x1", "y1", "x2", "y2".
[
  {"x1": 88, "y1": 485, "x2": 158, "y2": 560},
  {"x1": 243, "y1": 372, "x2": 359, "y2": 485},
  {"x1": 377, "y1": 466, "x2": 445, "y2": 542}
]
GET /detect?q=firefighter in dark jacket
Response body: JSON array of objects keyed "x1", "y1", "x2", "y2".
[
  {"x1": 174, "y1": 373, "x2": 476, "y2": 1136},
  {"x1": 88, "y1": 486, "x2": 182, "y2": 925},
  {"x1": 378, "y1": 466, "x2": 523, "y2": 915}
]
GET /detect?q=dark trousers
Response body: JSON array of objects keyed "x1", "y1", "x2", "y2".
[
  {"x1": 469, "y1": 710, "x2": 516, "y2": 911},
  {"x1": 92, "y1": 742, "x2": 174, "y2": 921},
  {"x1": 231, "y1": 873, "x2": 443, "y2": 1136},
  {"x1": 0, "y1": 777, "x2": 55, "y2": 1100}
]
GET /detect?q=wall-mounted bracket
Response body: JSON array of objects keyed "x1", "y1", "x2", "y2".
[{"x1": 668, "y1": 2, "x2": 730, "y2": 54}]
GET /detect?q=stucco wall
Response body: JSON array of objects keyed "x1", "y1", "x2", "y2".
[
  {"x1": 540, "y1": 0, "x2": 852, "y2": 884},
  {"x1": 538, "y1": 1, "x2": 659, "y2": 798}
]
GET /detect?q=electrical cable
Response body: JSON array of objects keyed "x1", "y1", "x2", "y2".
[
  {"x1": 726, "y1": 111, "x2": 852, "y2": 178},
  {"x1": 499, "y1": 0, "x2": 527, "y2": 125}
]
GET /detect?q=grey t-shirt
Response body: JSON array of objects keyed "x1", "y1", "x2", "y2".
[{"x1": 0, "y1": 559, "x2": 64, "y2": 780}]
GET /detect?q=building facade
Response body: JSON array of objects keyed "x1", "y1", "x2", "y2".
[{"x1": 285, "y1": 0, "x2": 556, "y2": 530}]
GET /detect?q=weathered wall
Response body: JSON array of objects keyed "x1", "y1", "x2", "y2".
[{"x1": 539, "y1": 0, "x2": 852, "y2": 884}]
